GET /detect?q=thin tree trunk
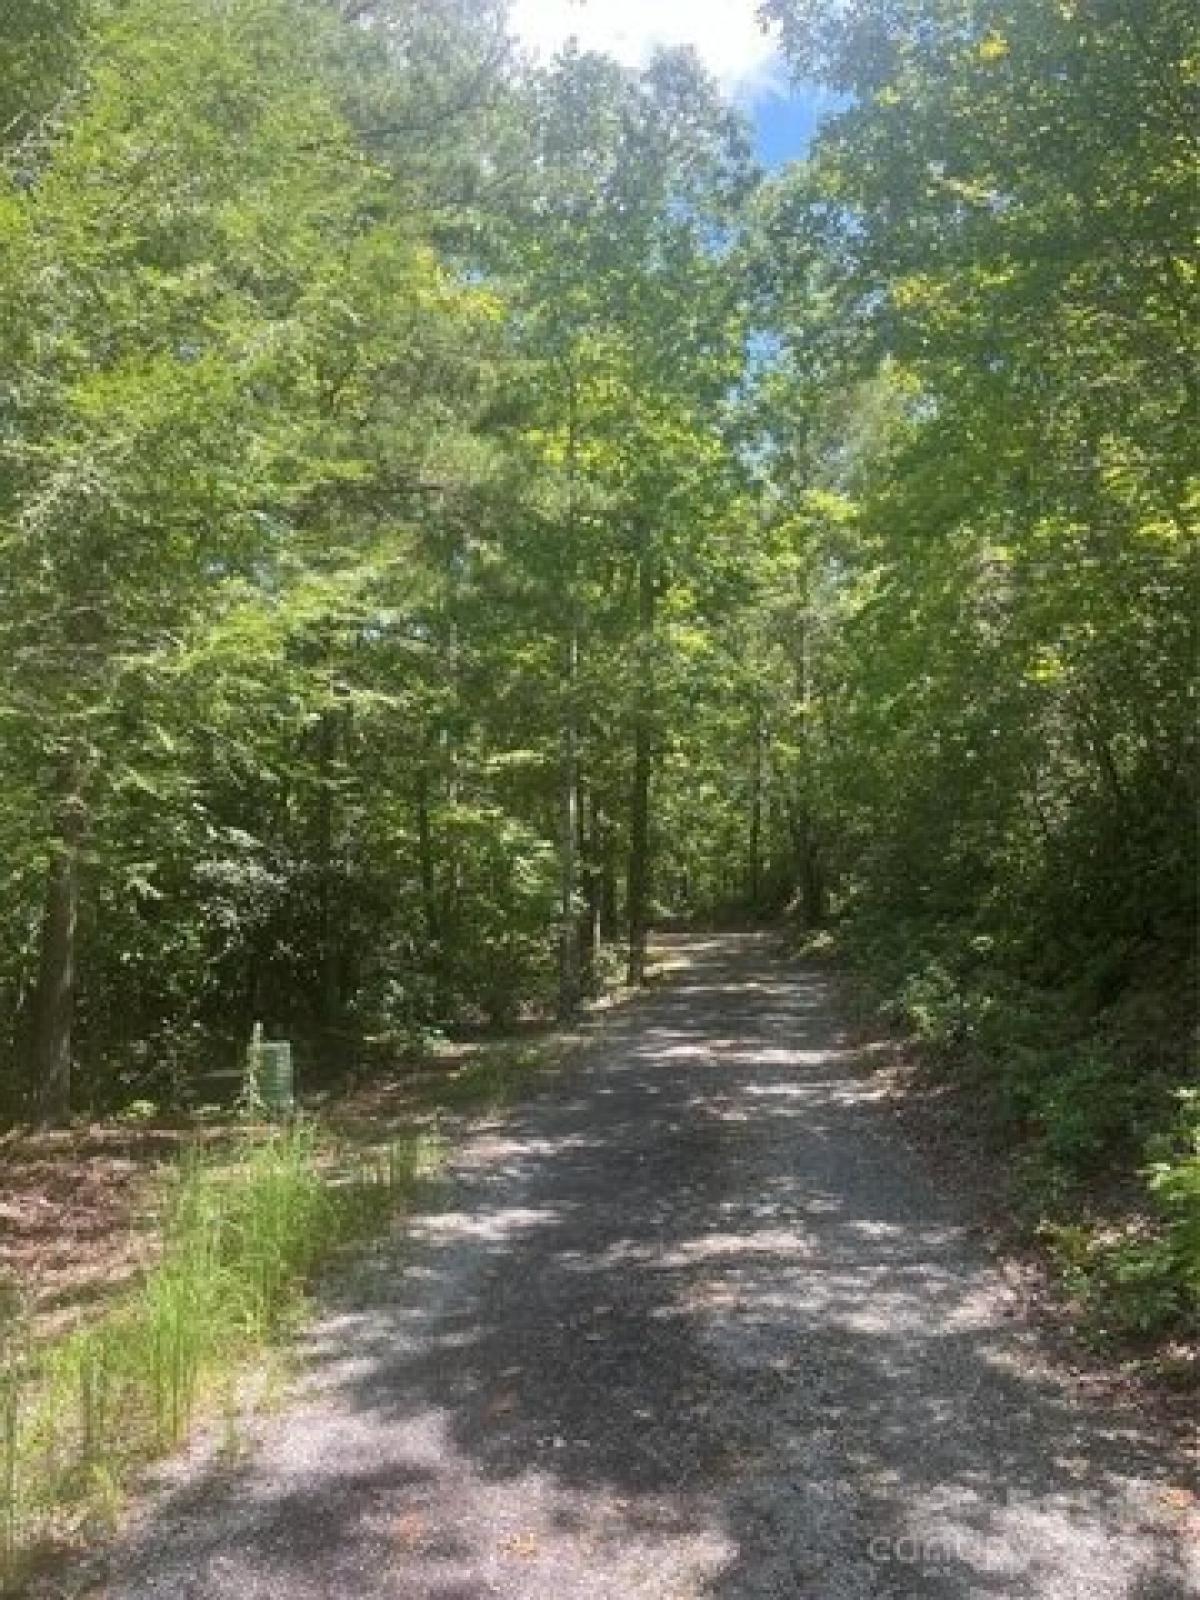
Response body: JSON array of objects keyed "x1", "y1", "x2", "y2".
[
  {"x1": 558, "y1": 364, "x2": 581, "y2": 1018},
  {"x1": 314, "y1": 707, "x2": 340, "y2": 1069},
  {"x1": 599, "y1": 812, "x2": 619, "y2": 942},
  {"x1": 30, "y1": 770, "x2": 85, "y2": 1126},
  {"x1": 787, "y1": 803, "x2": 826, "y2": 928},
  {"x1": 580, "y1": 782, "x2": 601, "y2": 993},
  {"x1": 790, "y1": 603, "x2": 825, "y2": 926},
  {"x1": 416, "y1": 740, "x2": 439, "y2": 945},
  {"x1": 801, "y1": 817, "x2": 826, "y2": 927},
  {"x1": 749, "y1": 707, "x2": 764, "y2": 913},
  {"x1": 558, "y1": 624, "x2": 581, "y2": 1016},
  {"x1": 626, "y1": 550, "x2": 656, "y2": 986}
]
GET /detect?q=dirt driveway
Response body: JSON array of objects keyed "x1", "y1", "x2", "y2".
[{"x1": 101, "y1": 934, "x2": 1198, "y2": 1599}]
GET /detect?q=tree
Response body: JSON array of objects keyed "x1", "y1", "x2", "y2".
[
  {"x1": 492, "y1": 46, "x2": 757, "y2": 989},
  {"x1": 752, "y1": 0, "x2": 1197, "y2": 963},
  {"x1": 0, "y1": 0, "x2": 507, "y2": 1116}
]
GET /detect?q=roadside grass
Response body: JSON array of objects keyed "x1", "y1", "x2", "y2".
[
  {"x1": 0, "y1": 1122, "x2": 442, "y2": 1590},
  {"x1": 0, "y1": 1008, "x2": 594, "y2": 1592}
]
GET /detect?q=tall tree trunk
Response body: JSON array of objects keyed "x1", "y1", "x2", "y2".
[
  {"x1": 749, "y1": 706, "x2": 764, "y2": 914},
  {"x1": 579, "y1": 782, "x2": 602, "y2": 993},
  {"x1": 415, "y1": 727, "x2": 448, "y2": 1017},
  {"x1": 789, "y1": 604, "x2": 825, "y2": 926},
  {"x1": 626, "y1": 550, "x2": 656, "y2": 986},
  {"x1": 30, "y1": 769, "x2": 85, "y2": 1126},
  {"x1": 416, "y1": 739, "x2": 439, "y2": 946},
  {"x1": 788, "y1": 804, "x2": 826, "y2": 928},
  {"x1": 599, "y1": 811, "x2": 619, "y2": 942},
  {"x1": 557, "y1": 363, "x2": 581, "y2": 1017},
  {"x1": 314, "y1": 706, "x2": 340, "y2": 1071},
  {"x1": 558, "y1": 624, "x2": 581, "y2": 1016}
]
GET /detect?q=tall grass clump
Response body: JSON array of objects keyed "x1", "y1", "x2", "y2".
[{"x1": 0, "y1": 1125, "x2": 437, "y2": 1588}]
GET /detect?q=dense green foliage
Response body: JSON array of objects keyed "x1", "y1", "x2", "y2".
[
  {"x1": 0, "y1": 0, "x2": 1195, "y2": 1330},
  {"x1": 0, "y1": 0, "x2": 758, "y2": 1115},
  {"x1": 755, "y1": 0, "x2": 1198, "y2": 1340}
]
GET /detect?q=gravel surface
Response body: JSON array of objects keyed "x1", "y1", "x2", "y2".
[{"x1": 101, "y1": 934, "x2": 1197, "y2": 1599}]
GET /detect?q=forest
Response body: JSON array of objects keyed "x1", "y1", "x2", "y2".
[{"x1": 0, "y1": 0, "x2": 1196, "y2": 1513}]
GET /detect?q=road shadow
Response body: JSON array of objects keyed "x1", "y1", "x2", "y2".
[{"x1": 107, "y1": 934, "x2": 1197, "y2": 1600}]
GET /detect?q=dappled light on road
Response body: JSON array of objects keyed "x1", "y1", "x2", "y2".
[{"x1": 106, "y1": 936, "x2": 1197, "y2": 1600}]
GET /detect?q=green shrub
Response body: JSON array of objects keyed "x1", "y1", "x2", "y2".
[
  {"x1": 433, "y1": 810, "x2": 560, "y2": 1025},
  {"x1": 1145, "y1": 1090, "x2": 1200, "y2": 1311},
  {"x1": 1043, "y1": 1092, "x2": 1200, "y2": 1344},
  {"x1": 1027, "y1": 1046, "x2": 1146, "y2": 1176},
  {"x1": 845, "y1": 903, "x2": 1193, "y2": 1355}
]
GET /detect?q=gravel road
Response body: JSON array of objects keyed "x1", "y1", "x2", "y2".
[{"x1": 103, "y1": 934, "x2": 1197, "y2": 1599}]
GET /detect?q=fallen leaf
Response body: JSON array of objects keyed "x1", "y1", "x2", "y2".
[
  {"x1": 500, "y1": 1531, "x2": 540, "y2": 1559},
  {"x1": 393, "y1": 1511, "x2": 428, "y2": 1550},
  {"x1": 1161, "y1": 1487, "x2": 1196, "y2": 1511}
]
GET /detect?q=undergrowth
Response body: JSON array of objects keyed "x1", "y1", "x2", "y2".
[
  {"x1": 829, "y1": 914, "x2": 1199, "y2": 1365},
  {"x1": 0, "y1": 1124, "x2": 440, "y2": 1588},
  {"x1": 411, "y1": 1040, "x2": 552, "y2": 1114},
  {"x1": 0, "y1": 1016, "x2": 569, "y2": 1589}
]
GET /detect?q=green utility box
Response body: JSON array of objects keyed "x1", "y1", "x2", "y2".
[{"x1": 246, "y1": 1036, "x2": 295, "y2": 1117}]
